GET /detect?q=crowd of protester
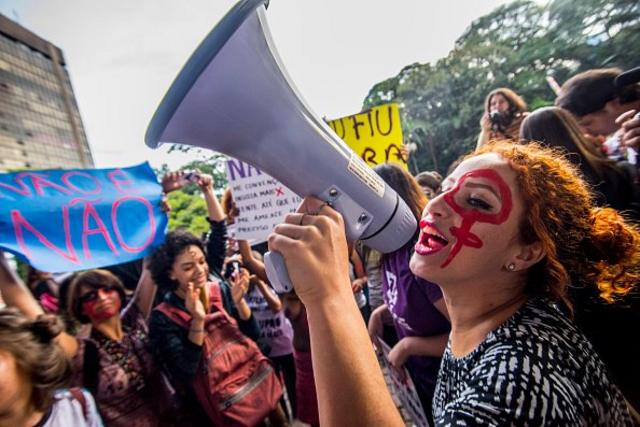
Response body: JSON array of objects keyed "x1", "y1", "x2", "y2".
[{"x1": 0, "y1": 65, "x2": 639, "y2": 427}]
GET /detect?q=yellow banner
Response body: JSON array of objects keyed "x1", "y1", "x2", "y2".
[{"x1": 327, "y1": 103, "x2": 407, "y2": 170}]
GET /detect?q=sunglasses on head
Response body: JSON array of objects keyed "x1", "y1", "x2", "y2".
[{"x1": 79, "y1": 285, "x2": 119, "y2": 304}]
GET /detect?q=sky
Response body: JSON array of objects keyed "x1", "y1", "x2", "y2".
[{"x1": 0, "y1": 0, "x2": 511, "y2": 170}]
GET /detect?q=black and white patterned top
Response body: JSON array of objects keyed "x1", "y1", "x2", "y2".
[{"x1": 433, "y1": 298, "x2": 632, "y2": 426}]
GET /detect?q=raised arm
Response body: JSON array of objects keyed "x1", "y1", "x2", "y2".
[
  {"x1": 350, "y1": 248, "x2": 368, "y2": 294},
  {"x1": 477, "y1": 113, "x2": 492, "y2": 150},
  {"x1": 0, "y1": 252, "x2": 78, "y2": 356},
  {"x1": 196, "y1": 174, "x2": 228, "y2": 274},
  {"x1": 197, "y1": 174, "x2": 225, "y2": 222},
  {"x1": 0, "y1": 252, "x2": 44, "y2": 320},
  {"x1": 129, "y1": 257, "x2": 157, "y2": 321},
  {"x1": 238, "y1": 240, "x2": 269, "y2": 282},
  {"x1": 268, "y1": 197, "x2": 404, "y2": 427},
  {"x1": 389, "y1": 288, "x2": 449, "y2": 370},
  {"x1": 253, "y1": 276, "x2": 283, "y2": 313}
]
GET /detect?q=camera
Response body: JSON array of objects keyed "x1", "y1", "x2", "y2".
[
  {"x1": 223, "y1": 259, "x2": 242, "y2": 280},
  {"x1": 489, "y1": 111, "x2": 511, "y2": 130},
  {"x1": 180, "y1": 171, "x2": 201, "y2": 186}
]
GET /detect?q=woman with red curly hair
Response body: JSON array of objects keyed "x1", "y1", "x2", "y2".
[{"x1": 269, "y1": 141, "x2": 637, "y2": 425}]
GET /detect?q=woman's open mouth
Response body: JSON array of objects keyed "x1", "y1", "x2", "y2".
[{"x1": 415, "y1": 221, "x2": 449, "y2": 256}]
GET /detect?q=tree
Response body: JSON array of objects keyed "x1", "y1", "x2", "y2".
[
  {"x1": 166, "y1": 191, "x2": 210, "y2": 237},
  {"x1": 363, "y1": 0, "x2": 640, "y2": 175}
]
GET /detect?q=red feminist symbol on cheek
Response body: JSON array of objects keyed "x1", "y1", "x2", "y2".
[{"x1": 440, "y1": 169, "x2": 513, "y2": 268}]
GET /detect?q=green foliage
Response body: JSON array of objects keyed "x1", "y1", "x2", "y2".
[
  {"x1": 363, "y1": 0, "x2": 640, "y2": 175},
  {"x1": 166, "y1": 191, "x2": 210, "y2": 237}
]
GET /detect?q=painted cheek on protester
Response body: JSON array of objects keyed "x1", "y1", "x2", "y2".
[
  {"x1": 440, "y1": 169, "x2": 513, "y2": 268},
  {"x1": 82, "y1": 289, "x2": 121, "y2": 322}
]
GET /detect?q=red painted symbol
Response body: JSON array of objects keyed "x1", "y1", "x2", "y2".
[
  {"x1": 440, "y1": 168, "x2": 513, "y2": 268},
  {"x1": 275, "y1": 187, "x2": 285, "y2": 197}
]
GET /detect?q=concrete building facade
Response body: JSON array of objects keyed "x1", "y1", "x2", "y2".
[{"x1": 0, "y1": 14, "x2": 93, "y2": 171}]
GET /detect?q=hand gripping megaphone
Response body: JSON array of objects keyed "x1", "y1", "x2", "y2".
[{"x1": 145, "y1": 0, "x2": 417, "y2": 292}]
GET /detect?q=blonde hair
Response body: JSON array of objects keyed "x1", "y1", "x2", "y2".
[{"x1": 0, "y1": 309, "x2": 71, "y2": 411}]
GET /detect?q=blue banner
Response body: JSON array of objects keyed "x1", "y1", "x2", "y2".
[{"x1": 0, "y1": 163, "x2": 168, "y2": 273}]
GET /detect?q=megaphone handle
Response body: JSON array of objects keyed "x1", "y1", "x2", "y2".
[{"x1": 264, "y1": 251, "x2": 294, "y2": 293}]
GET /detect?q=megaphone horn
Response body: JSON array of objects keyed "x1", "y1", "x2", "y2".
[{"x1": 145, "y1": 0, "x2": 417, "y2": 292}]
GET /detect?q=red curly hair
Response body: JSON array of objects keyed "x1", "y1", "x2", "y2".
[{"x1": 472, "y1": 141, "x2": 640, "y2": 307}]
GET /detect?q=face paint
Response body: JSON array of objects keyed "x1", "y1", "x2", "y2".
[
  {"x1": 440, "y1": 168, "x2": 513, "y2": 268},
  {"x1": 81, "y1": 288, "x2": 121, "y2": 322}
]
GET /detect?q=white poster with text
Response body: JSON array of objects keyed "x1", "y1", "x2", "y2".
[{"x1": 226, "y1": 158, "x2": 302, "y2": 244}]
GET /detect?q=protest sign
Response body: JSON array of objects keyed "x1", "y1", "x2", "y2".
[
  {"x1": 0, "y1": 163, "x2": 167, "y2": 273},
  {"x1": 327, "y1": 103, "x2": 408, "y2": 170},
  {"x1": 377, "y1": 338, "x2": 429, "y2": 427},
  {"x1": 226, "y1": 158, "x2": 302, "y2": 244}
]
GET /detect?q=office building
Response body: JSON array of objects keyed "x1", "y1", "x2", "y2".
[{"x1": 0, "y1": 13, "x2": 93, "y2": 171}]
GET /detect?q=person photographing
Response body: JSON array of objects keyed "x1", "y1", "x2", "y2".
[{"x1": 477, "y1": 88, "x2": 528, "y2": 149}]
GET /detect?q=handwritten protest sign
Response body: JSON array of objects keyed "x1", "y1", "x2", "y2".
[
  {"x1": 377, "y1": 338, "x2": 429, "y2": 427},
  {"x1": 226, "y1": 158, "x2": 302, "y2": 244},
  {"x1": 0, "y1": 163, "x2": 167, "y2": 273},
  {"x1": 327, "y1": 103, "x2": 408, "y2": 170}
]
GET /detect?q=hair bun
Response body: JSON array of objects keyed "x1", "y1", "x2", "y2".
[
  {"x1": 28, "y1": 314, "x2": 64, "y2": 343},
  {"x1": 588, "y1": 208, "x2": 636, "y2": 264},
  {"x1": 585, "y1": 207, "x2": 640, "y2": 301}
]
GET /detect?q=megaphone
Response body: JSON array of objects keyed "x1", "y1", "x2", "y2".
[{"x1": 145, "y1": 0, "x2": 417, "y2": 292}]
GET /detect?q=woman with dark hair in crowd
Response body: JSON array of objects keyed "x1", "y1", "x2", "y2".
[
  {"x1": 148, "y1": 228, "x2": 287, "y2": 426},
  {"x1": 0, "y1": 270, "x2": 102, "y2": 426},
  {"x1": 367, "y1": 163, "x2": 450, "y2": 421},
  {"x1": 66, "y1": 268, "x2": 168, "y2": 426},
  {"x1": 520, "y1": 106, "x2": 639, "y2": 215},
  {"x1": 269, "y1": 141, "x2": 636, "y2": 425},
  {"x1": 520, "y1": 106, "x2": 640, "y2": 415},
  {"x1": 477, "y1": 87, "x2": 528, "y2": 149}
]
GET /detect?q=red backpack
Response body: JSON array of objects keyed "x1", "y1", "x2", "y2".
[{"x1": 154, "y1": 283, "x2": 283, "y2": 427}]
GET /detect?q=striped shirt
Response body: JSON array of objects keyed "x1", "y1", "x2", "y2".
[{"x1": 433, "y1": 298, "x2": 632, "y2": 426}]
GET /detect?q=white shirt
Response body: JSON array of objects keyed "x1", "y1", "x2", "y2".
[{"x1": 40, "y1": 389, "x2": 103, "y2": 427}]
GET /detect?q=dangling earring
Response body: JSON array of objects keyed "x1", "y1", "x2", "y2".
[{"x1": 507, "y1": 263, "x2": 516, "y2": 271}]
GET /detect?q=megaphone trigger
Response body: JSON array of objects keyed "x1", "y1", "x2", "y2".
[{"x1": 264, "y1": 251, "x2": 293, "y2": 294}]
